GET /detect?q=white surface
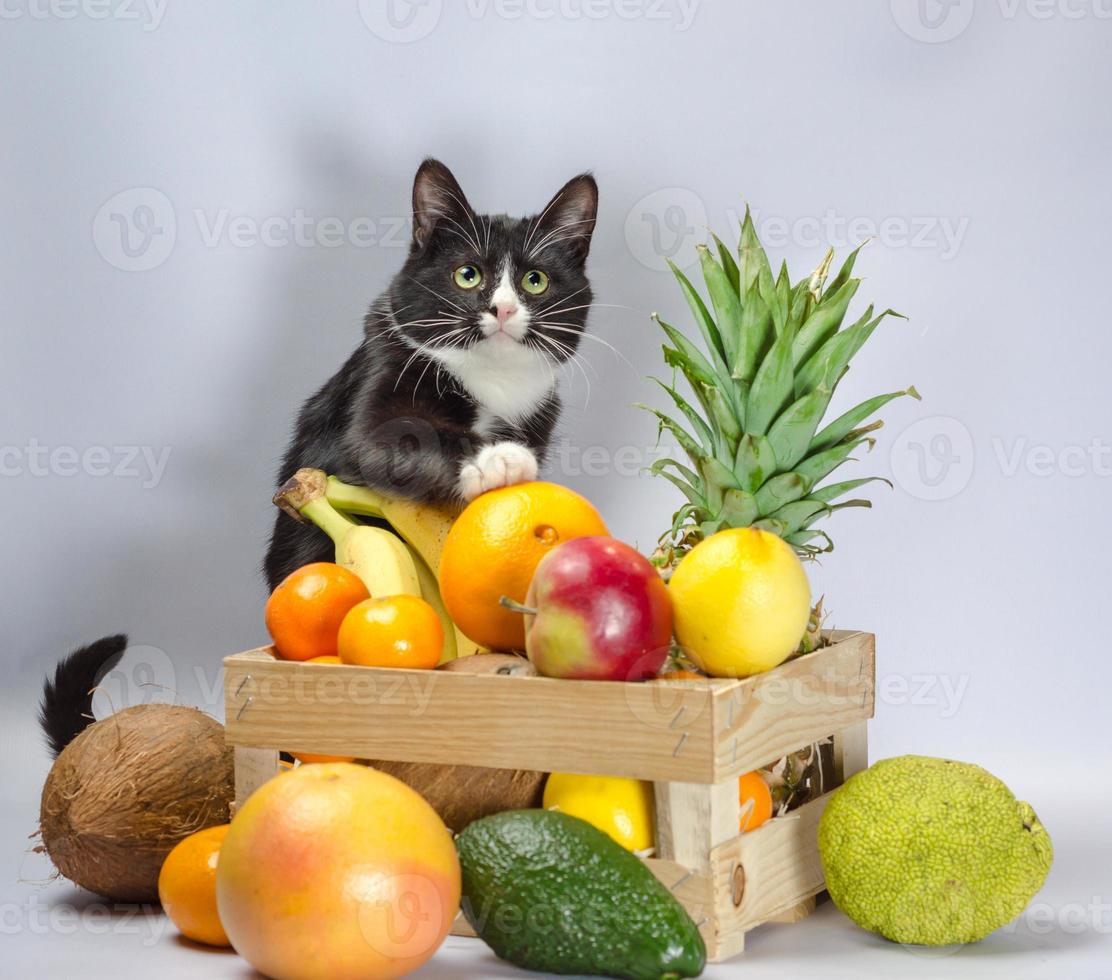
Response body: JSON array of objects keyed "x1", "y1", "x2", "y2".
[{"x1": 7, "y1": 767, "x2": 1111, "y2": 979}]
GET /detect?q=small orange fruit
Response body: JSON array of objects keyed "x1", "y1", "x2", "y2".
[
  {"x1": 338, "y1": 594, "x2": 444, "y2": 669},
  {"x1": 266, "y1": 562, "x2": 369, "y2": 661},
  {"x1": 655, "y1": 669, "x2": 708, "y2": 681},
  {"x1": 291, "y1": 656, "x2": 355, "y2": 764},
  {"x1": 738, "y1": 770, "x2": 773, "y2": 832},
  {"x1": 158, "y1": 824, "x2": 230, "y2": 947},
  {"x1": 440, "y1": 482, "x2": 609, "y2": 650}
]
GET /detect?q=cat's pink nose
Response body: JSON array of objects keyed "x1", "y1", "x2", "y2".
[{"x1": 492, "y1": 301, "x2": 518, "y2": 328}]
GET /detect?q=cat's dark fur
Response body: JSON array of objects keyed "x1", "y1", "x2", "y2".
[{"x1": 264, "y1": 159, "x2": 598, "y2": 589}]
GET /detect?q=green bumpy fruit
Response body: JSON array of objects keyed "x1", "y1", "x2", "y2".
[{"x1": 818, "y1": 756, "x2": 1053, "y2": 945}]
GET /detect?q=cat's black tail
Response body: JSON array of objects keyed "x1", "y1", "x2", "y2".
[{"x1": 39, "y1": 634, "x2": 128, "y2": 757}]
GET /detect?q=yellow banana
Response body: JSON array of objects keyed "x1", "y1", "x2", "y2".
[
  {"x1": 276, "y1": 469, "x2": 470, "y2": 663},
  {"x1": 325, "y1": 477, "x2": 458, "y2": 577},
  {"x1": 325, "y1": 475, "x2": 489, "y2": 658},
  {"x1": 411, "y1": 551, "x2": 459, "y2": 664},
  {"x1": 274, "y1": 470, "x2": 420, "y2": 597}
]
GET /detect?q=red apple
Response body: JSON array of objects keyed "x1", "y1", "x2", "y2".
[{"x1": 515, "y1": 536, "x2": 673, "y2": 681}]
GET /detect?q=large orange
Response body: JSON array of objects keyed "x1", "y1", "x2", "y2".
[
  {"x1": 439, "y1": 482, "x2": 609, "y2": 651},
  {"x1": 158, "y1": 824, "x2": 230, "y2": 947},
  {"x1": 216, "y1": 763, "x2": 460, "y2": 980},
  {"x1": 266, "y1": 563, "x2": 370, "y2": 661}
]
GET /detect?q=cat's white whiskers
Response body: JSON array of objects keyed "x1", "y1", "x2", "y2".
[
  {"x1": 523, "y1": 189, "x2": 566, "y2": 255},
  {"x1": 406, "y1": 277, "x2": 469, "y2": 315},
  {"x1": 394, "y1": 325, "x2": 472, "y2": 390},
  {"x1": 537, "y1": 322, "x2": 637, "y2": 372},
  {"x1": 529, "y1": 219, "x2": 595, "y2": 258},
  {"x1": 439, "y1": 190, "x2": 485, "y2": 255},
  {"x1": 529, "y1": 331, "x2": 594, "y2": 409},
  {"x1": 532, "y1": 229, "x2": 593, "y2": 256},
  {"x1": 412, "y1": 209, "x2": 483, "y2": 255},
  {"x1": 534, "y1": 285, "x2": 590, "y2": 318}
]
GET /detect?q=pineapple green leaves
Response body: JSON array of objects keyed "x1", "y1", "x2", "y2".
[{"x1": 642, "y1": 207, "x2": 919, "y2": 560}]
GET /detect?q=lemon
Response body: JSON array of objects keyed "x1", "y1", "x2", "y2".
[
  {"x1": 669, "y1": 528, "x2": 811, "y2": 677},
  {"x1": 542, "y1": 773, "x2": 655, "y2": 853}
]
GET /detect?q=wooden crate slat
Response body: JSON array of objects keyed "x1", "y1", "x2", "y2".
[
  {"x1": 709, "y1": 793, "x2": 830, "y2": 945},
  {"x1": 224, "y1": 649, "x2": 721, "y2": 782},
  {"x1": 653, "y1": 780, "x2": 739, "y2": 870},
  {"x1": 709, "y1": 632, "x2": 875, "y2": 781}
]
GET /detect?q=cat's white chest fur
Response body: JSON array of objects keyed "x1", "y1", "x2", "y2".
[{"x1": 430, "y1": 336, "x2": 554, "y2": 433}]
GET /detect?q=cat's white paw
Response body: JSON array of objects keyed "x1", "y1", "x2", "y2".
[{"x1": 459, "y1": 442, "x2": 538, "y2": 501}]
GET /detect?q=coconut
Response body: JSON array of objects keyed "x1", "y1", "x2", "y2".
[{"x1": 38, "y1": 704, "x2": 233, "y2": 902}]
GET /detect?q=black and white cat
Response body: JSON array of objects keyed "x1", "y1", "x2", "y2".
[
  {"x1": 263, "y1": 159, "x2": 598, "y2": 589},
  {"x1": 38, "y1": 160, "x2": 596, "y2": 759}
]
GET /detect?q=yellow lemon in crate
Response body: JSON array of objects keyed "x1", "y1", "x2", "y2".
[
  {"x1": 669, "y1": 528, "x2": 811, "y2": 677},
  {"x1": 543, "y1": 773, "x2": 655, "y2": 852}
]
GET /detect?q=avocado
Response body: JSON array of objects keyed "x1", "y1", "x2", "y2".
[{"x1": 457, "y1": 808, "x2": 705, "y2": 979}]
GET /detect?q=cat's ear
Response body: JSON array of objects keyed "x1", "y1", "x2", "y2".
[
  {"x1": 530, "y1": 174, "x2": 598, "y2": 264},
  {"x1": 411, "y1": 158, "x2": 476, "y2": 250}
]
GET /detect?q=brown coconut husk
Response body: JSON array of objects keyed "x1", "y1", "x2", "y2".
[
  {"x1": 364, "y1": 653, "x2": 545, "y2": 831},
  {"x1": 38, "y1": 704, "x2": 233, "y2": 902}
]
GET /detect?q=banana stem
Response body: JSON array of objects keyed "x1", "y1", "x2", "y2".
[
  {"x1": 326, "y1": 476, "x2": 387, "y2": 519},
  {"x1": 274, "y1": 467, "x2": 357, "y2": 546},
  {"x1": 300, "y1": 497, "x2": 357, "y2": 546}
]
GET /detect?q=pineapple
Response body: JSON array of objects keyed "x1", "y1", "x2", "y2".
[{"x1": 645, "y1": 207, "x2": 918, "y2": 570}]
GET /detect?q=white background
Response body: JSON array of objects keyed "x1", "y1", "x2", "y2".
[{"x1": 3, "y1": 1, "x2": 1110, "y2": 976}]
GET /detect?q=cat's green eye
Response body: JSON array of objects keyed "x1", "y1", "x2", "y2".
[
  {"x1": 453, "y1": 264, "x2": 483, "y2": 289},
  {"x1": 521, "y1": 269, "x2": 550, "y2": 295}
]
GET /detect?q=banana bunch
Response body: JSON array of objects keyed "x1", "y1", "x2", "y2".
[{"x1": 273, "y1": 468, "x2": 486, "y2": 663}]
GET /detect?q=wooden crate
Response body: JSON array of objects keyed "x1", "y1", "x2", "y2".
[{"x1": 223, "y1": 630, "x2": 875, "y2": 962}]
